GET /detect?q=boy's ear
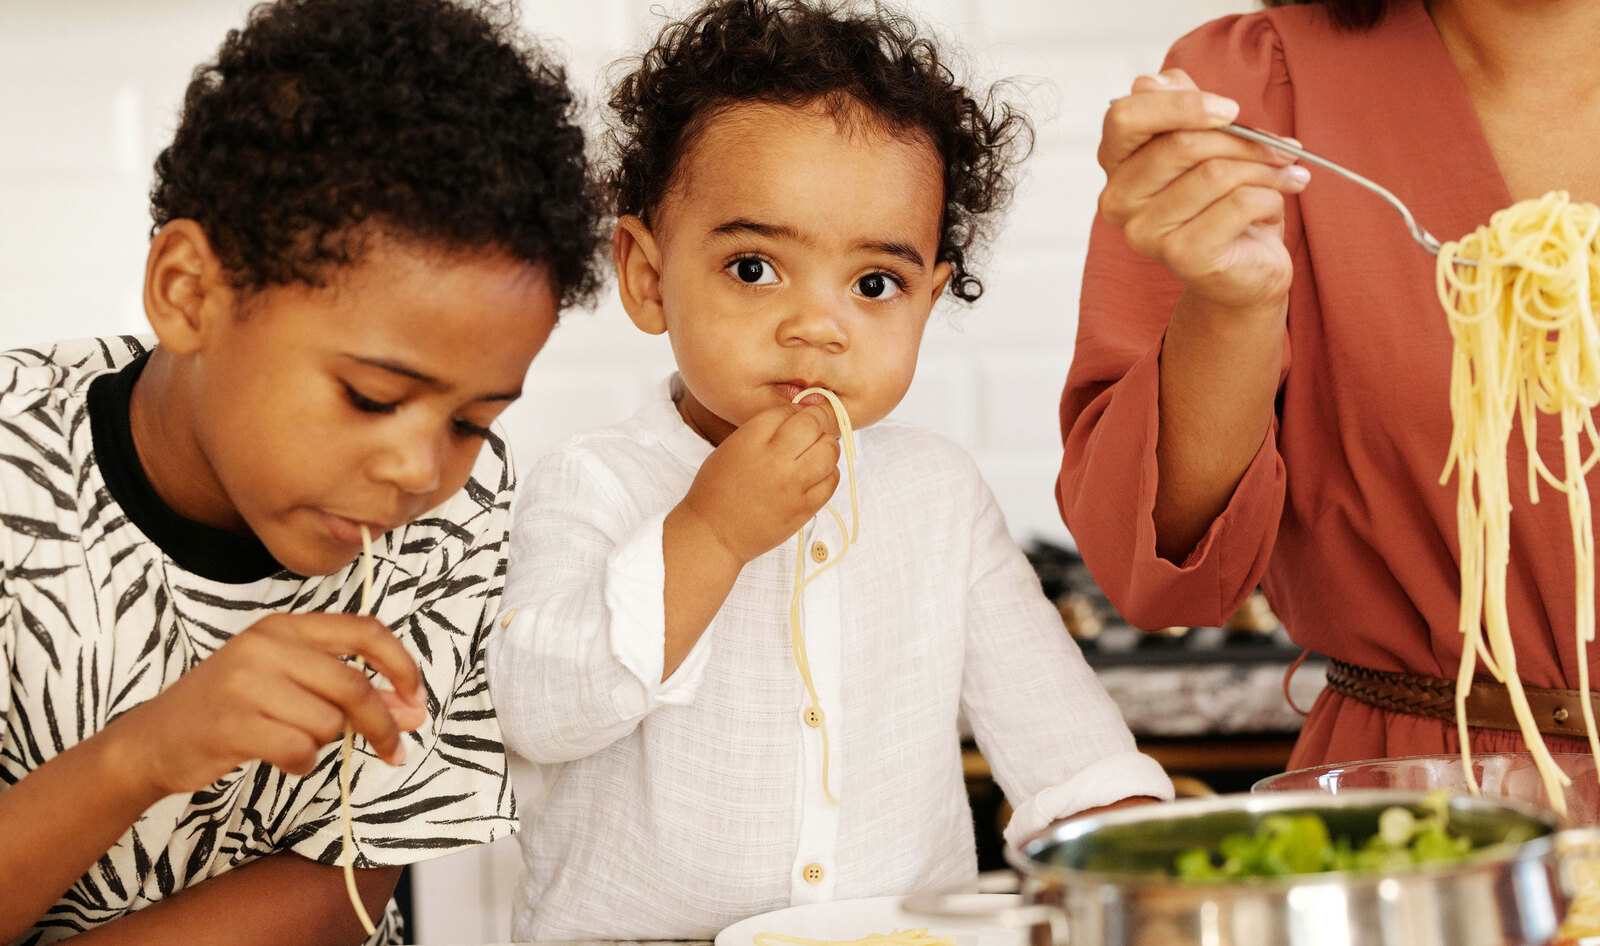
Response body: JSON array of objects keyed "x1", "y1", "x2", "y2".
[
  {"x1": 613, "y1": 215, "x2": 667, "y2": 335},
  {"x1": 143, "y1": 220, "x2": 233, "y2": 356}
]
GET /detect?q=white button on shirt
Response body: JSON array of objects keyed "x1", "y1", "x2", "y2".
[{"x1": 487, "y1": 378, "x2": 1172, "y2": 941}]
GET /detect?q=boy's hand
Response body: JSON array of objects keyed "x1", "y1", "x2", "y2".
[
  {"x1": 114, "y1": 613, "x2": 428, "y2": 799},
  {"x1": 679, "y1": 401, "x2": 842, "y2": 565}
]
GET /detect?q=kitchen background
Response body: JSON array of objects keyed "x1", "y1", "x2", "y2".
[{"x1": 1, "y1": 0, "x2": 1271, "y2": 941}]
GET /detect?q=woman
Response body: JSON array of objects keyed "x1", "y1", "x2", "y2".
[{"x1": 1060, "y1": 0, "x2": 1600, "y2": 767}]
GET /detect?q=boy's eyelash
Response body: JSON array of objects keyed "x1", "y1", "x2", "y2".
[
  {"x1": 452, "y1": 419, "x2": 493, "y2": 440},
  {"x1": 344, "y1": 384, "x2": 398, "y2": 414},
  {"x1": 347, "y1": 383, "x2": 492, "y2": 439}
]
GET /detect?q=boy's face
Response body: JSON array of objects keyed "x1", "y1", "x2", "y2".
[
  {"x1": 640, "y1": 100, "x2": 950, "y2": 443},
  {"x1": 148, "y1": 235, "x2": 558, "y2": 577}
]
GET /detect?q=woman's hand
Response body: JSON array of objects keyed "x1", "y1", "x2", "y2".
[
  {"x1": 113, "y1": 612, "x2": 428, "y2": 798},
  {"x1": 1099, "y1": 69, "x2": 1308, "y2": 312}
]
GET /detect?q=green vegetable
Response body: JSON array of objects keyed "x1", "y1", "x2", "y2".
[{"x1": 1174, "y1": 791, "x2": 1479, "y2": 880}]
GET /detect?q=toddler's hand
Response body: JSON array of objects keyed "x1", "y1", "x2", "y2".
[
  {"x1": 1099, "y1": 69, "x2": 1307, "y2": 312},
  {"x1": 679, "y1": 401, "x2": 842, "y2": 565},
  {"x1": 113, "y1": 612, "x2": 427, "y2": 799}
]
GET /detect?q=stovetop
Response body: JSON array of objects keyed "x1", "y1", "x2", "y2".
[{"x1": 1025, "y1": 539, "x2": 1316, "y2": 669}]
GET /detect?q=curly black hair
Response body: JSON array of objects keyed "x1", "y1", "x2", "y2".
[
  {"x1": 607, "y1": 0, "x2": 1031, "y2": 303},
  {"x1": 151, "y1": 0, "x2": 605, "y2": 309}
]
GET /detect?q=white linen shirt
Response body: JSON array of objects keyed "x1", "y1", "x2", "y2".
[{"x1": 488, "y1": 378, "x2": 1171, "y2": 940}]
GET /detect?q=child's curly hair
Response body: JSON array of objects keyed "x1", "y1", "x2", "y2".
[
  {"x1": 151, "y1": 0, "x2": 605, "y2": 309},
  {"x1": 608, "y1": 0, "x2": 1031, "y2": 302}
]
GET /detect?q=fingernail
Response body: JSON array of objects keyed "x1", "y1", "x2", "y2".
[
  {"x1": 1203, "y1": 94, "x2": 1240, "y2": 122},
  {"x1": 1285, "y1": 165, "x2": 1311, "y2": 186},
  {"x1": 1146, "y1": 73, "x2": 1171, "y2": 87},
  {"x1": 386, "y1": 746, "x2": 407, "y2": 766}
]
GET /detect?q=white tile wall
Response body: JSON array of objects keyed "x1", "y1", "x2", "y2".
[{"x1": 0, "y1": 0, "x2": 1253, "y2": 941}]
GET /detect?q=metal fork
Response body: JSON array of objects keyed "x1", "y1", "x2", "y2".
[{"x1": 1220, "y1": 122, "x2": 1471, "y2": 264}]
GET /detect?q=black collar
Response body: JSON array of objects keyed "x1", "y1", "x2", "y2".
[{"x1": 87, "y1": 354, "x2": 286, "y2": 584}]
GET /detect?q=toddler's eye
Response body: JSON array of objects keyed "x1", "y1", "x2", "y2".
[
  {"x1": 729, "y1": 257, "x2": 777, "y2": 285},
  {"x1": 854, "y1": 272, "x2": 903, "y2": 300}
]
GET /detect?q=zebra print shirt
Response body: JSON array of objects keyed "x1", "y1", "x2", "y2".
[{"x1": 0, "y1": 338, "x2": 517, "y2": 945}]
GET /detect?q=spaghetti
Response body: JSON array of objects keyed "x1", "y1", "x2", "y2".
[
  {"x1": 752, "y1": 930, "x2": 954, "y2": 946},
  {"x1": 789, "y1": 387, "x2": 860, "y2": 804},
  {"x1": 340, "y1": 525, "x2": 378, "y2": 934},
  {"x1": 1436, "y1": 191, "x2": 1600, "y2": 817}
]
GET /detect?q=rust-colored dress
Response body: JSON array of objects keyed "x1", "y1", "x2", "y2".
[{"x1": 1058, "y1": 0, "x2": 1598, "y2": 768}]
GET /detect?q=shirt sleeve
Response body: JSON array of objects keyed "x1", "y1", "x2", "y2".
[
  {"x1": 1057, "y1": 13, "x2": 1295, "y2": 630},
  {"x1": 486, "y1": 446, "x2": 715, "y2": 765},
  {"x1": 288, "y1": 446, "x2": 519, "y2": 868},
  {"x1": 957, "y1": 467, "x2": 1173, "y2": 849}
]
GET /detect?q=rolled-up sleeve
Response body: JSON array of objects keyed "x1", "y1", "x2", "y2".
[
  {"x1": 487, "y1": 450, "x2": 714, "y2": 765},
  {"x1": 957, "y1": 469, "x2": 1173, "y2": 848},
  {"x1": 1058, "y1": 13, "x2": 1296, "y2": 629}
]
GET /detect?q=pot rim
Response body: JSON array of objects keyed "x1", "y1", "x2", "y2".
[{"x1": 1007, "y1": 789, "x2": 1563, "y2": 890}]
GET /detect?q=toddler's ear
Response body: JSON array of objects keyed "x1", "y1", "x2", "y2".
[
  {"x1": 142, "y1": 220, "x2": 232, "y2": 356},
  {"x1": 613, "y1": 216, "x2": 667, "y2": 335},
  {"x1": 930, "y1": 261, "x2": 952, "y2": 303}
]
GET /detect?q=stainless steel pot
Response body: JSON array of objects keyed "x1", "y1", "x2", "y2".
[{"x1": 904, "y1": 790, "x2": 1600, "y2": 946}]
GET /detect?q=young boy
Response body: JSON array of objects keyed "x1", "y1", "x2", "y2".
[
  {"x1": 487, "y1": 0, "x2": 1173, "y2": 939},
  {"x1": 0, "y1": 1, "x2": 603, "y2": 943}
]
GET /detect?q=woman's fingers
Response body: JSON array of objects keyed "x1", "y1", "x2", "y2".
[
  {"x1": 1131, "y1": 67, "x2": 1198, "y2": 94},
  {"x1": 1120, "y1": 158, "x2": 1307, "y2": 258},
  {"x1": 1159, "y1": 185, "x2": 1293, "y2": 295},
  {"x1": 1100, "y1": 87, "x2": 1240, "y2": 171},
  {"x1": 1101, "y1": 131, "x2": 1300, "y2": 226}
]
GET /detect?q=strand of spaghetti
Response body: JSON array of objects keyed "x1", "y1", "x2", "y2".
[
  {"x1": 1437, "y1": 191, "x2": 1600, "y2": 817},
  {"x1": 787, "y1": 386, "x2": 859, "y2": 804},
  {"x1": 340, "y1": 525, "x2": 377, "y2": 935}
]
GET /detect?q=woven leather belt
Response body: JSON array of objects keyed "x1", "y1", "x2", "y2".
[{"x1": 1325, "y1": 658, "x2": 1600, "y2": 739}]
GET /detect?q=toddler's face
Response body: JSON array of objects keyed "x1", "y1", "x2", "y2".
[
  {"x1": 184, "y1": 236, "x2": 557, "y2": 575},
  {"x1": 647, "y1": 100, "x2": 949, "y2": 443}
]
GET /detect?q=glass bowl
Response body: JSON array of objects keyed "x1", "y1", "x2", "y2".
[{"x1": 1254, "y1": 752, "x2": 1600, "y2": 826}]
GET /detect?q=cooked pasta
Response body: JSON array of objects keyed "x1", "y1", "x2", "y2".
[
  {"x1": 341, "y1": 525, "x2": 378, "y2": 934},
  {"x1": 753, "y1": 928, "x2": 955, "y2": 946},
  {"x1": 1437, "y1": 191, "x2": 1600, "y2": 817},
  {"x1": 789, "y1": 386, "x2": 860, "y2": 804}
]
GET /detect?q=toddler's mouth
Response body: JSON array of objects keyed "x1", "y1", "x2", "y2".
[{"x1": 772, "y1": 379, "x2": 831, "y2": 404}]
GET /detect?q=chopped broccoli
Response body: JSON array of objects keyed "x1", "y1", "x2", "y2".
[{"x1": 1174, "y1": 792, "x2": 1481, "y2": 880}]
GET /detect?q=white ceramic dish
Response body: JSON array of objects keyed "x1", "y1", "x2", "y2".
[{"x1": 714, "y1": 894, "x2": 1025, "y2": 946}]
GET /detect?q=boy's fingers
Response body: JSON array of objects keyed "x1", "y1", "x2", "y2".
[
  {"x1": 797, "y1": 430, "x2": 843, "y2": 476},
  {"x1": 272, "y1": 613, "x2": 423, "y2": 705},
  {"x1": 771, "y1": 403, "x2": 840, "y2": 457},
  {"x1": 804, "y1": 468, "x2": 842, "y2": 507},
  {"x1": 239, "y1": 715, "x2": 323, "y2": 777},
  {"x1": 379, "y1": 690, "x2": 429, "y2": 732},
  {"x1": 283, "y1": 654, "x2": 407, "y2": 764},
  {"x1": 251, "y1": 673, "x2": 350, "y2": 745}
]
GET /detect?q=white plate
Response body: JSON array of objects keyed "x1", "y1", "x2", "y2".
[{"x1": 714, "y1": 894, "x2": 1026, "y2": 946}]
